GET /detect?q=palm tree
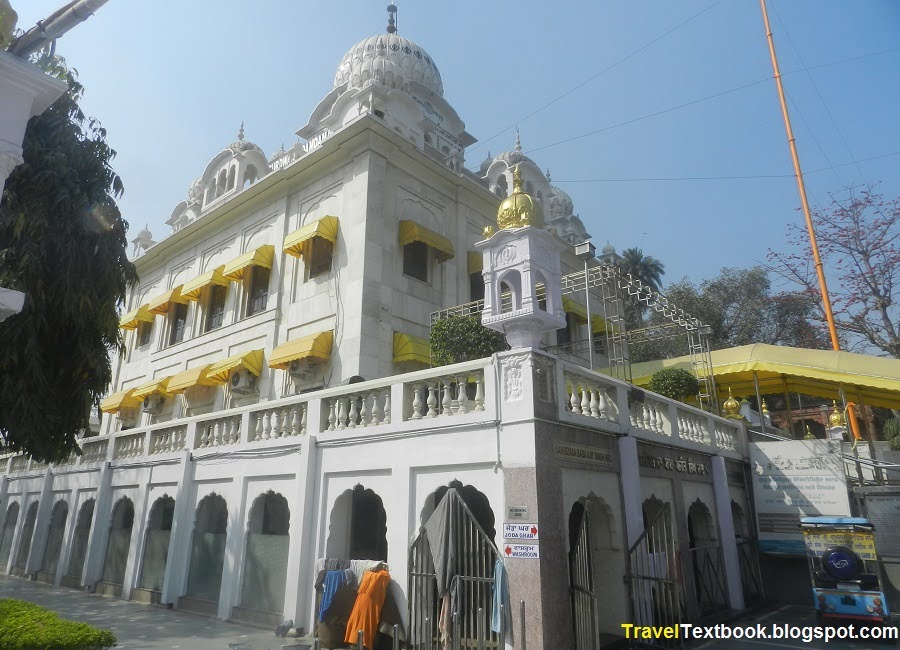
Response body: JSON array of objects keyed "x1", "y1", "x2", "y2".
[{"x1": 620, "y1": 248, "x2": 665, "y2": 294}]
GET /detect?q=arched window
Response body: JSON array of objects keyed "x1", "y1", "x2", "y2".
[
  {"x1": 138, "y1": 496, "x2": 175, "y2": 592},
  {"x1": 66, "y1": 499, "x2": 94, "y2": 581},
  {"x1": 326, "y1": 485, "x2": 388, "y2": 561},
  {"x1": 185, "y1": 494, "x2": 228, "y2": 603},
  {"x1": 495, "y1": 175, "x2": 508, "y2": 198},
  {"x1": 226, "y1": 166, "x2": 236, "y2": 191},
  {"x1": 216, "y1": 169, "x2": 227, "y2": 198},
  {"x1": 13, "y1": 501, "x2": 39, "y2": 569},
  {"x1": 241, "y1": 491, "x2": 290, "y2": 613},
  {"x1": 40, "y1": 500, "x2": 69, "y2": 576},
  {"x1": 0, "y1": 502, "x2": 20, "y2": 568},
  {"x1": 101, "y1": 497, "x2": 135, "y2": 586}
]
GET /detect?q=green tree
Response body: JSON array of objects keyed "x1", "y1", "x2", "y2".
[
  {"x1": 647, "y1": 368, "x2": 700, "y2": 401},
  {"x1": 430, "y1": 315, "x2": 508, "y2": 366},
  {"x1": 0, "y1": 56, "x2": 136, "y2": 462},
  {"x1": 619, "y1": 247, "x2": 665, "y2": 294}
]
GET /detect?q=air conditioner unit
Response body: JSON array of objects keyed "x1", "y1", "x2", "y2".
[
  {"x1": 143, "y1": 394, "x2": 164, "y2": 415},
  {"x1": 230, "y1": 369, "x2": 258, "y2": 395},
  {"x1": 289, "y1": 359, "x2": 312, "y2": 381}
]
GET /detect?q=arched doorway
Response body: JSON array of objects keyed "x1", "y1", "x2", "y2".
[
  {"x1": 137, "y1": 496, "x2": 175, "y2": 593},
  {"x1": 732, "y1": 500, "x2": 763, "y2": 604},
  {"x1": 13, "y1": 500, "x2": 39, "y2": 573},
  {"x1": 409, "y1": 482, "x2": 500, "y2": 649},
  {"x1": 240, "y1": 491, "x2": 290, "y2": 615},
  {"x1": 100, "y1": 497, "x2": 135, "y2": 592},
  {"x1": 184, "y1": 493, "x2": 228, "y2": 604},
  {"x1": 65, "y1": 499, "x2": 94, "y2": 586},
  {"x1": 568, "y1": 496, "x2": 625, "y2": 648},
  {"x1": 630, "y1": 496, "x2": 680, "y2": 632},
  {"x1": 0, "y1": 502, "x2": 20, "y2": 570},
  {"x1": 39, "y1": 500, "x2": 69, "y2": 580},
  {"x1": 326, "y1": 485, "x2": 388, "y2": 562},
  {"x1": 687, "y1": 499, "x2": 726, "y2": 616}
]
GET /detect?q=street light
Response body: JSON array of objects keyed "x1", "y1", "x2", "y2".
[{"x1": 575, "y1": 241, "x2": 596, "y2": 370}]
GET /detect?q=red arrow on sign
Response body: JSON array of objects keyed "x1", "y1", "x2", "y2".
[
  {"x1": 505, "y1": 546, "x2": 512, "y2": 556},
  {"x1": 530, "y1": 526, "x2": 538, "y2": 536}
]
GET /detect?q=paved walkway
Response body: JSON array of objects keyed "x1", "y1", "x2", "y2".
[{"x1": 0, "y1": 574, "x2": 297, "y2": 649}]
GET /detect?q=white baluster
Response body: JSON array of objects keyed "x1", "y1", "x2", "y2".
[
  {"x1": 370, "y1": 392, "x2": 382, "y2": 426},
  {"x1": 253, "y1": 416, "x2": 263, "y2": 442},
  {"x1": 579, "y1": 386, "x2": 589, "y2": 416},
  {"x1": 347, "y1": 396, "x2": 359, "y2": 429},
  {"x1": 261, "y1": 412, "x2": 271, "y2": 440},
  {"x1": 383, "y1": 391, "x2": 391, "y2": 424},
  {"x1": 441, "y1": 382, "x2": 452, "y2": 416},
  {"x1": 357, "y1": 395, "x2": 369, "y2": 428},
  {"x1": 570, "y1": 385, "x2": 580, "y2": 413},
  {"x1": 411, "y1": 384, "x2": 424, "y2": 420},
  {"x1": 300, "y1": 404, "x2": 308, "y2": 434},
  {"x1": 596, "y1": 391, "x2": 607, "y2": 420},
  {"x1": 272, "y1": 410, "x2": 281, "y2": 438},
  {"x1": 426, "y1": 382, "x2": 438, "y2": 418},
  {"x1": 589, "y1": 388, "x2": 600, "y2": 419},
  {"x1": 291, "y1": 407, "x2": 300, "y2": 436},
  {"x1": 474, "y1": 377, "x2": 485, "y2": 412},
  {"x1": 328, "y1": 400, "x2": 337, "y2": 431},
  {"x1": 337, "y1": 399, "x2": 348, "y2": 430},
  {"x1": 456, "y1": 377, "x2": 470, "y2": 414},
  {"x1": 231, "y1": 418, "x2": 240, "y2": 444},
  {"x1": 200, "y1": 426, "x2": 210, "y2": 448}
]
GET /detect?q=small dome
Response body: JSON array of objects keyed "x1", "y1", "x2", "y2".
[
  {"x1": 602, "y1": 241, "x2": 616, "y2": 256},
  {"x1": 497, "y1": 167, "x2": 543, "y2": 230},
  {"x1": 228, "y1": 122, "x2": 263, "y2": 155},
  {"x1": 828, "y1": 401, "x2": 846, "y2": 427},
  {"x1": 722, "y1": 388, "x2": 741, "y2": 419},
  {"x1": 333, "y1": 33, "x2": 443, "y2": 97},
  {"x1": 479, "y1": 151, "x2": 493, "y2": 174}
]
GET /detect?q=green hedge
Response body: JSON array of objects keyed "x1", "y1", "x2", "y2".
[
  {"x1": 0, "y1": 599, "x2": 116, "y2": 650},
  {"x1": 430, "y1": 315, "x2": 508, "y2": 366},
  {"x1": 647, "y1": 368, "x2": 700, "y2": 402}
]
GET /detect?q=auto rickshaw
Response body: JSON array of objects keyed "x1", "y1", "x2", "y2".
[{"x1": 800, "y1": 516, "x2": 891, "y2": 624}]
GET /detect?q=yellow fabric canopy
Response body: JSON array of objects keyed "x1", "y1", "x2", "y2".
[
  {"x1": 562, "y1": 296, "x2": 606, "y2": 333},
  {"x1": 100, "y1": 388, "x2": 141, "y2": 413},
  {"x1": 131, "y1": 376, "x2": 172, "y2": 400},
  {"x1": 393, "y1": 332, "x2": 431, "y2": 365},
  {"x1": 269, "y1": 331, "x2": 334, "y2": 369},
  {"x1": 205, "y1": 349, "x2": 265, "y2": 385},
  {"x1": 181, "y1": 266, "x2": 229, "y2": 302},
  {"x1": 398, "y1": 220, "x2": 455, "y2": 263},
  {"x1": 283, "y1": 216, "x2": 339, "y2": 258},
  {"x1": 168, "y1": 364, "x2": 216, "y2": 393},
  {"x1": 630, "y1": 343, "x2": 900, "y2": 410},
  {"x1": 467, "y1": 252, "x2": 483, "y2": 274},
  {"x1": 119, "y1": 305, "x2": 154, "y2": 330},
  {"x1": 147, "y1": 285, "x2": 187, "y2": 315},
  {"x1": 223, "y1": 244, "x2": 275, "y2": 282}
]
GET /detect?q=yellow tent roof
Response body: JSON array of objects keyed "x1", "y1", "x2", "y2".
[
  {"x1": 630, "y1": 343, "x2": 900, "y2": 409},
  {"x1": 269, "y1": 331, "x2": 334, "y2": 370},
  {"x1": 223, "y1": 244, "x2": 275, "y2": 282},
  {"x1": 147, "y1": 285, "x2": 187, "y2": 315},
  {"x1": 562, "y1": 296, "x2": 606, "y2": 333},
  {"x1": 467, "y1": 252, "x2": 483, "y2": 274},
  {"x1": 283, "y1": 216, "x2": 339, "y2": 258},
  {"x1": 168, "y1": 364, "x2": 216, "y2": 393},
  {"x1": 393, "y1": 331, "x2": 431, "y2": 365},
  {"x1": 181, "y1": 266, "x2": 229, "y2": 302},
  {"x1": 399, "y1": 220, "x2": 454, "y2": 263},
  {"x1": 206, "y1": 349, "x2": 265, "y2": 385},
  {"x1": 119, "y1": 305, "x2": 154, "y2": 330},
  {"x1": 131, "y1": 376, "x2": 172, "y2": 400},
  {"x1": 100, "y1": 388, "x2": 141, "y2": 413}
]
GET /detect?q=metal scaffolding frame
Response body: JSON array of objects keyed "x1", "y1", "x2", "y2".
[{"x1": 432, "y1": 263, "x2": 719, "y2": 413}]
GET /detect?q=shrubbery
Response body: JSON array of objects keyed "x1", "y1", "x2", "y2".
[
  {"x1": 884, "y1": 418, "x2": 900, "y2": 451},
  {"x1": 647, "y1": 368, "x2": 700, "y2": 401},
  {"x1": 430, "y1": 315, "x2": 508, "y2": 366},
  {"x1": 0, "y1": 599, "x2": 116, "y2": 650}
]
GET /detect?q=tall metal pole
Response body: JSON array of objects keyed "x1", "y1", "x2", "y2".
[
  {"x1": 759, "y1": 0, "x2": 862, "y2": 441},
  {"x1": 585, "y1": 260, "x2": 594, "y2": 371}
]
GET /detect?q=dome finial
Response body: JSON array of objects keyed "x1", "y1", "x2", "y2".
[
  {"x1": 387, "y1": 3, "x2": 397, "y2": 34},
  {"x1": 546, "y1": 168, "x2": 551, "y2": 181},
  {"x1": 511, "y1": 165, "x2": 524, "y2": 193},
  {"x1": 237, "y1": 121, "x2": 245, "y2": 141},
  {"x1": 514, "y1": 127, "x2": 522, "y2": 152}
]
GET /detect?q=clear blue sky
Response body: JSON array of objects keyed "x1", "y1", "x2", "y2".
[{"x1": 15, "y1": 0, "x2": 900, "y2": 286}]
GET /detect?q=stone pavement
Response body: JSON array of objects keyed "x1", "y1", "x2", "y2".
[{"x1": 0, "y1": 574, "x2": 298, "y2": 650}]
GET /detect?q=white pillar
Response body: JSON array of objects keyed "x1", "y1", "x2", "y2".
[
  {"x1": 618, "y1": 436, "x2": 644, "y2": 548},
  {"x1": 24, "y1": 466, "x2": 53, "y2": 575},
  {"x1": 122, "y1": 470, "x2": 153, "y2": 600},
  {"x1": 54, "y1": 486, "x2": 81, "y2": 587},
  {"x1": 217, "y1": 467, "x2": 249, "y2": 620},
  {"x1": 161, "y1": 451, "x2": 194, "y2": 605},
  {"x1": 82, "y1": 461, "x2": 113, "y2": 587},
  {"x1": 283, "y1": 437, "x2": 320, "y2": 632},
  {"x1": 711, "y1": 455, "x2": 745, "y2": 610}
]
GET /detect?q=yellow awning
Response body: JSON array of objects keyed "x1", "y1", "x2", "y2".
[
  {"x1": 100, "y1": 388, "x2": 141, "y2": 413},
  {"x1": 629, "y1": 343, "x2": 900, "y2": 410},
  {"x1": 393, "y1": 332, "x2": 431, "y2": 365},
  {"x1": 562, "y1": 296, "x2": 607, "y2": 333},
  {"x1": 399, "y1": 220, "x2": 455, "y2": 263},
  {"x1": 269, "y1": 331, "x2": 334, "y2": 370},
  {"x1": 223, "y1": 244, "x2": 275, "y2": 282},
  {"x1": 119, "y1": 305, "x2": 154, "y2": 330},
  {"x1": 181, "y1": 265, "x2": 229, "y2": 302},
  {"x1": 147, "y1": 285, "x2": 187, "y2": 315},
  {"x1": 467, "y1": 252, "x2": 483, "y2": 274},
  {"x1": 205, "y1": 349, "x2": 265, "y2": 385},
  {"x1": 283, "y1": 216, "x2": 339, "y2": 258},
  {"x1": 131, "y1": 377, "x2": 172, "y2": 399},
  {"x1": 168, "y1": 364, "x2": 216, "y2": 393}
]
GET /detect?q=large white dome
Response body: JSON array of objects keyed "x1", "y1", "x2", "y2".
[{"x1": 333, "y1": 33, "x2": 444, "y2": 97}]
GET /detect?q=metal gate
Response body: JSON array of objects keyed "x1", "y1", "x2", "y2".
[
  {"x1": 737, "y1": 538, "x2": 764, "y2": 605},
  {"x1": 570, "y1": 504, "x2": 598, "y2": 650},
  {"x1": 408, "y1": 490, "x2": 501, "y2": 649},
  {"x1": 627, "y1": 502, "x2": 683, "y2": 648},
  {"x1": 689, "y1": 545, "x2": 728, "y2": 617}
]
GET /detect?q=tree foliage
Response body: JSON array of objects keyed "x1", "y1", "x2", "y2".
[
  {"x1": 619, "y1": 247, "x2": 665, "y2": 293},
  {"x1": 430, "y1": 315, "x2": 508, "y2": 366},
  {"x1": 632, "y1": 266, "x2": 829, "y2": 361},
  {"x1": 647, "y1": 368, "x2": 700, "y2": 401},
  {"x1": 0, "y1": 57, "x2": 136, "y2": 462},
  {"x1": 766, "y1": 188, "x2": 900, "y2": 358}
]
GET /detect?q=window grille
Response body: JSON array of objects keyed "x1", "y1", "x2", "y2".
[
  {"x1": 403, "y1": 241, "x2": 429, "y2": 282},
  {"x1": 169, "y1": 303, "x2": 188, "y2": 345},
  {"x1": 307, "y1": 237, "x2": 333, "y2": 279},
  {"x1": 205, "y1": 284, "x2": 227, "y2": 331},
  {"x1": 247, "y1": 267, "x2": 271, "y2": 316}
]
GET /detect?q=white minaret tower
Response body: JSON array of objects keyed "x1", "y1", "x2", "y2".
[{"x1": 476, "y1": 166, "x2": 567, "y2": 348}]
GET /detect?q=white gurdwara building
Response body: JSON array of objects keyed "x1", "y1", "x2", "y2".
[{"x1": 0, "y1": 10, "x2": 758, "y2": 649}]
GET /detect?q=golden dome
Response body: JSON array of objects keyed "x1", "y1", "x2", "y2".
[
  {"x1": 828, "y1": 400, "x2": 846, "y2": 427},
  {"x1": 723, "y1": 388, "x2": 741, "y2": 419},
  {"x1": 497, "y1": 166, "x2": 544, "y2": 230}
]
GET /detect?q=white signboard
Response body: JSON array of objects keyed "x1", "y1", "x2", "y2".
[
  {"x1": 503, "y1": 543, "x2": 539, "y2": 559},
  {"x1": 503, "y1": 523, "x2": 539, "y2": 540},
  {"x1": 749, "y1": 439, "x2": 850, "y2": 555}
]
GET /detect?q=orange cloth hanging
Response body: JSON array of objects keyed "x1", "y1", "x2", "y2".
[{"x1": 344, "y1": 568, "x2": 391, "y2": 649}]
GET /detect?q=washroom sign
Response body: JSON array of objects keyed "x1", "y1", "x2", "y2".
[{"x1": 503, "y1": 522, "x2": 539, "y2": 559}]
